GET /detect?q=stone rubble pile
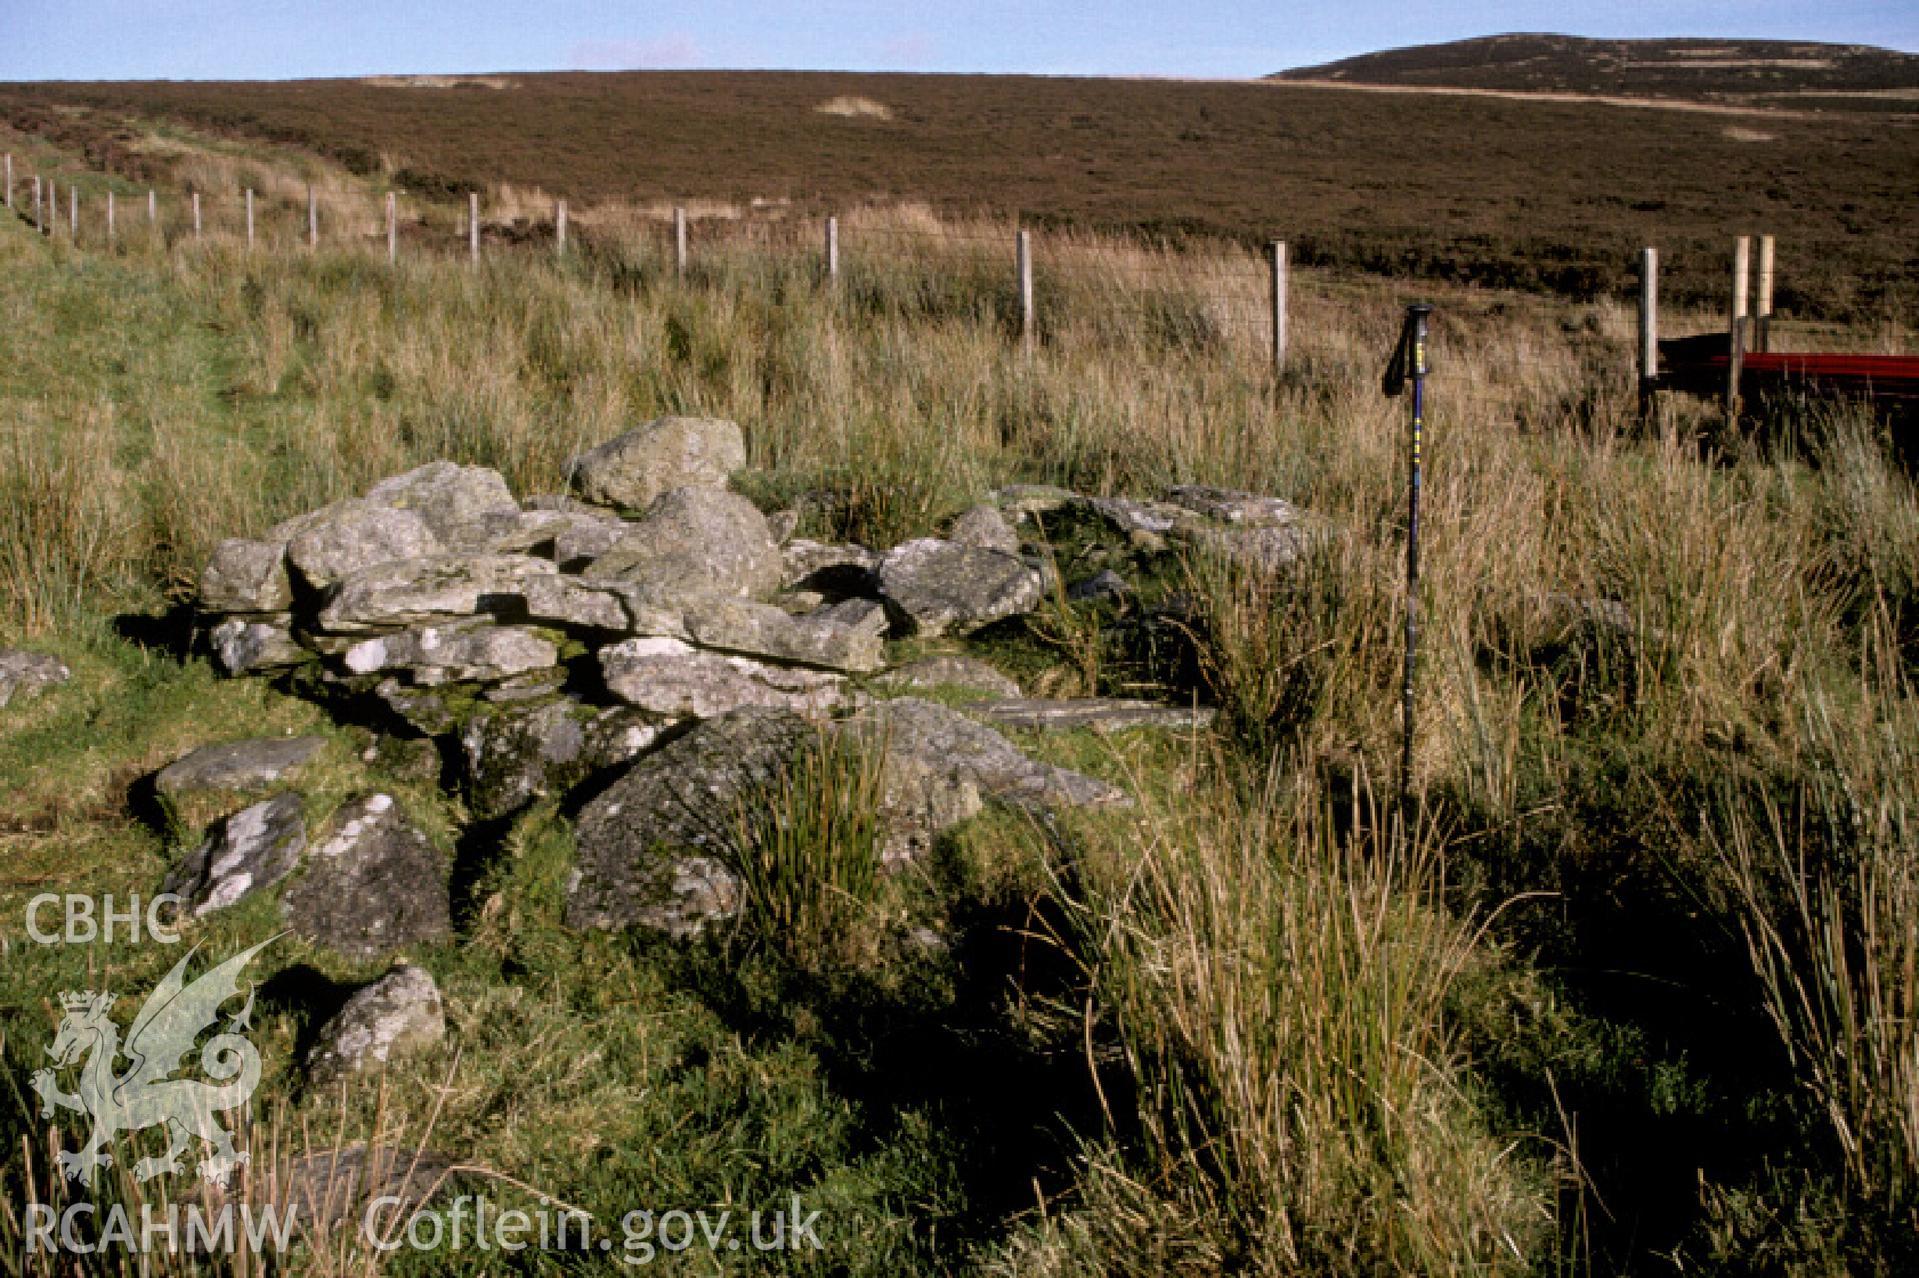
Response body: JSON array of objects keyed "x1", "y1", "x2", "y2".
[{"x1": 176, "y1": 415, "x2": 1299, "y2": 945}]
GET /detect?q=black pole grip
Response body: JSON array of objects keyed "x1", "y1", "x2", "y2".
[{"x1": 1382, "y1": 303, "x2": 1434, "y2": 398}]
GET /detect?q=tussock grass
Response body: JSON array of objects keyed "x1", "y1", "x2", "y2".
[
  {"x1": 1047, "y1": 761, "x2": 1549, "y2": 1273},
  {"x1": 1712, "y1": 636, "x2": 1919, "y2": 1224},
  {"x1": 728, "y1": 731, "x2": 888, "y2": 969}
]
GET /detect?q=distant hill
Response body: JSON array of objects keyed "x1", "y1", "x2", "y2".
[
  {"x1": 5, "y1": 63, "x2": 1915, "y2": 318},
  {"x1": 1273, "y1": 34, "x2": 1919, "y2": 109}
]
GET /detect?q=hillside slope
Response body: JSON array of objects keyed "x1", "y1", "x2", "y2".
[
  {"x1": 1274, "y1": 33, "x2": 1919, "y2": 106},
  {"x1": 2, "y1": 65, "x2": 1915, "y2": 318}
]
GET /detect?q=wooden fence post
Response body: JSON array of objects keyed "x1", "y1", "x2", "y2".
[
  {"x1": 556, "y1": 198, "x2": 567, "y2": 256},
  {"x1": 1637, "y1": 247, "x2": 1659, "y2": 421},
  {"x1": 1756, "y1": 234, "x2": 1775, "y2": 354},
  {"x1": 193, "y1": 192, "x2": 202, "y2": 242},
  {"x1": 245, "y1": 189, "x2": 255, "y2": 251},
  {"x1": 674, "y1": 206, "x2": 687, "y2": 278},
  {"x1": 1269, "y1": 239, "x2": 1288, "y2": 373},
  {"x1": 825, "y1": 215, "x2": 839, "y2": 282},
  {"x1": 387, "y1": 192, "x2": 398, "y2": 264},
  {"x1": 3, "y1": 154, "x2": 10, "y2": 210},
  {"x1": 107, "y1": 191, "x2": 115, "y2": 245},
  {"x1": 308, "y1": 186, "x2": 318, "y2": 249},
  {"x1": 1727, "y1": 236, "x2": 1750, "y2": 426},
  {"x1": 1016, "y1": 228, "x2": 1035, "y2": 354},
  {"x1": 69, "y1": 186, "x2": 76, "y2": 239},
  {"x1": 32, "y1": 175, "x2": 41, "y2": 232}
]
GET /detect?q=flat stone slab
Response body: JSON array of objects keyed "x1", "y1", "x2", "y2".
[
  {"x1": 968, "y1": 698, "x2": 1217, "y2": 734},
  {"x1": 600, "y1": 636, "x2": 848, "y2": 719},
  {"x1": 1162, "y1": 485, "x2": 1305, "y2": 528},
  {"x1": 1087, "y1": 496, "x2": 1204, "y2": 538},
  {"x1": 682, "y1": 596, "x2": 884, "y2": 674},
  {"x1": 342, "y1": 623, "x2": 559, "y2": 686},
  {"x1": 1186, "y1": 523, "x2": 1315, "y2": 575},
  {"x1": 844, "y1": 697, "x2": 1129, "y2": 865},
  {"x1": 317, "y1": 555, "x2": 558, "y2": 633},
  {"x1": 156, "y1": 737, "x2": 328, "y2": 798},
  {"x1": 0, "y1": 649, "x2": 72, "y2": 708},
  {"x1": 874, "y1": 655, "x2": 1022, "y2": 699},
  {"x1": 991, "y1": 484, "x2": 1079, "y2": 517},
  {"x1": 162, "y1": 793, "x2": 308, "y2": 917},
  {"x1": 266, "y1": 1146, "x2": 462, "y2": 1229}
]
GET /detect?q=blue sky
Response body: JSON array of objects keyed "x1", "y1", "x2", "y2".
[{"x1": 2, "y1": 1, "x2": 1913, "y2": 82}]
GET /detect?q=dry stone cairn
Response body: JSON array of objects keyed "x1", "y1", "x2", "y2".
[{"x1": 184, "y1": 415, "x2": 1297, "y2": 941}]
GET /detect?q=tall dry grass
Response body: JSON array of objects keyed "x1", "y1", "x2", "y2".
[
  {"x1": 1711, "y1": 624, "x2": 1919, "y2": 1223},
  {"x1": 1050, "y1": 761, "x2": 1550, "y2": 1273}
]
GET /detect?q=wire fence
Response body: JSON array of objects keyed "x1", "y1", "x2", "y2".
[{"x1": 15, "y1": 156, "x2": 1825, "y2": 392}]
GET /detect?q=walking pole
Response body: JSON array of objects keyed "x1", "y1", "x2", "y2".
[{"x1": 1382, "y1": 302, "x2": 1433, "y2": 818}]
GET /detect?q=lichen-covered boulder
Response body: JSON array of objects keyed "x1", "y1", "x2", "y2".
[
  {"x1": 585, "y1": 487, "x2": 781, "y2": 600},
  {"x1": 161, "y1": 793, "x2": 308, "y2": 917},
  {"x1": 877, "y1": 539, "x2": 1043, "y2": 637},
  {"x1": 306, "y1": 963, "x2": 446, "y2": 1082},
  {"x1": 568, "y1": 416, "x2": 747, "y2": 512},
  {"x1": 284, "y1": 501, "x2": 445, "y2": 592},
  {"x1": 948, "y1": 504, "x2": 1021, "y2": 556},
  {"x1": 208, "y1": 616, "x2": 308, "y2": 675},
  {"x1": 459, "y1": 700, "x2": 672, "y2": 820},
  {"x1": 201, "y1": 538, "x2": 294, "y2": 613},
  {"x1": 281, "y1": 795, "x2": 451, "y2": 959},
  {"x1": 567, "y1": 708, "x2": 816, "y2": 936},
  {"x1": 364, "y1": 462, "x2": 521, "y2": 551},
  {"x1": 780, "y1": 539, "x2": 881, "y2": 592},
  {"x1": 0, "y1": 649, "x2": 72, "y2": 708}
]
